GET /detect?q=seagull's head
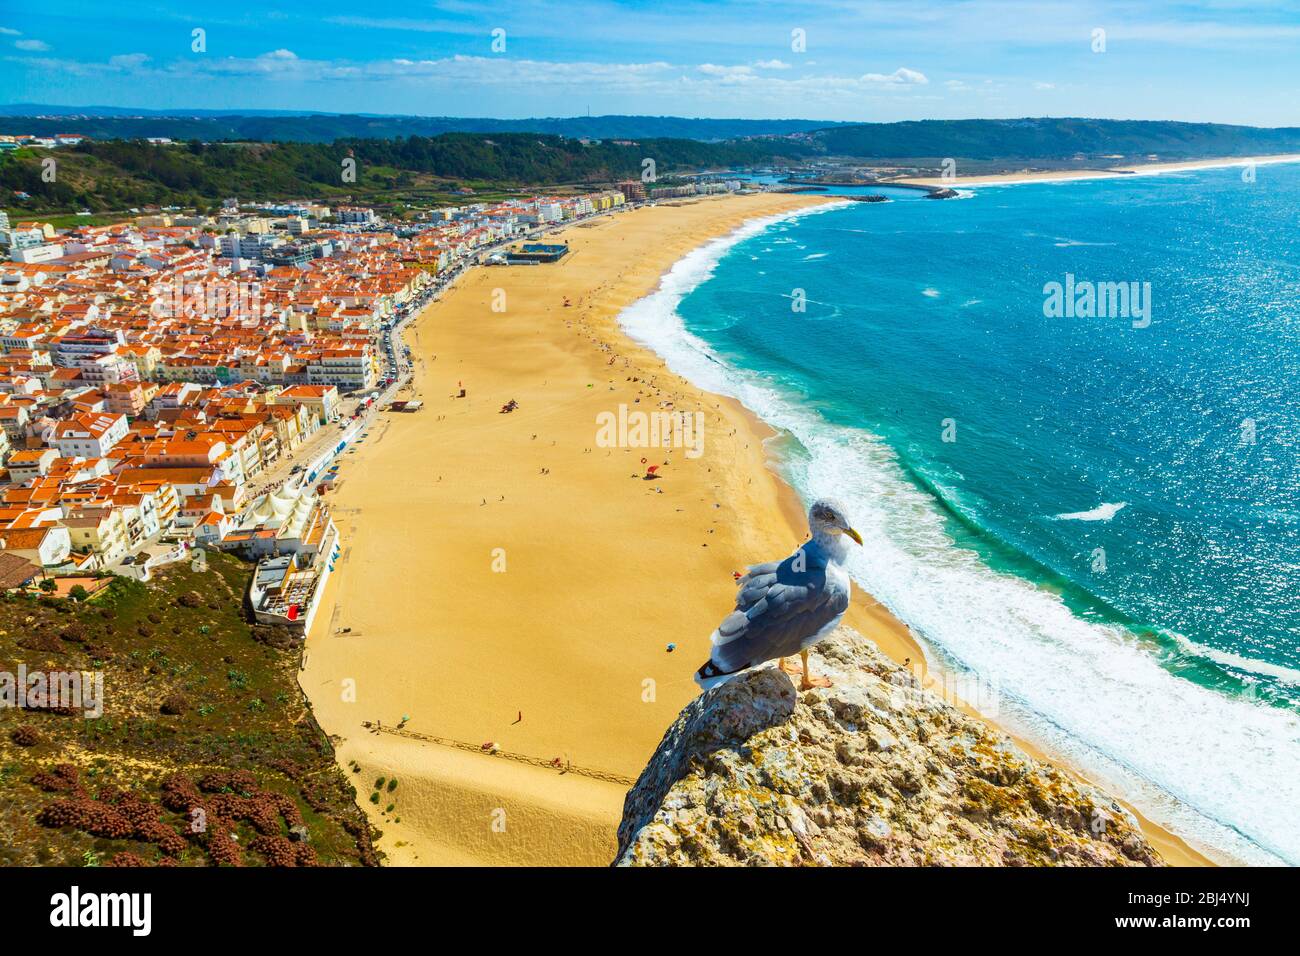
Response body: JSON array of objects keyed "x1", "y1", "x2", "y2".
[{"x1": 808, "y1": 497, "x2": 862, "y2": 546}]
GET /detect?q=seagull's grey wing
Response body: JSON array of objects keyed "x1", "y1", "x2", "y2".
[
  {"x1": 734, "y1": 560, "x2": 782, "y2": 610},
  {"x1": 711, "y1": 553, "x2": 848, "y2": 672}
]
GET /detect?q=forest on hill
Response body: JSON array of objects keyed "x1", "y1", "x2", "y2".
[{"x1": 4, "y1": 117, "x2": 1300, "y2": 215}]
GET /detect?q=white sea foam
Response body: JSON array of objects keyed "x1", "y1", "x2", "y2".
[
  {"x1": 1054, "y1": 501, "x2": 1127, "y2": 522},
  {"x1": 1053, "y1": 238, "x2": 1117, "y2": 248},
  {"x1": 922, "y1": 287, "x2": 941, "y2": 298},
  {"x1": 1170, "y1": 633, "x2": 1300, "y2": 686},
  {"x1": 617, "y1": 204, "x2": 1300, "y2": 866}
]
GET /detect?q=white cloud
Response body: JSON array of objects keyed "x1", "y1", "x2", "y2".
[
  {"x1": 1110, "y1": 19, "x2": 1300, "y2": 44},
  {"x1": 1034, "y1": 81, "x2": 1055, "y2": 90},
  {"x1": 15, "y1": 39, "x2": 50, "y2": 52},
  {"x1": 108, "y1": 53, "x2": 151, "y2": 70},
  {"x1": 698, "y1": 63, "x2": 753, "y2": 77},
  {"x1": 862, "y1": 66, "x2": 928, "y2": 86},
  {"x1": 0, "y1": 27, "x2": 21, "y2": 36},
  {"x1": 7, "y1": 50, "x2": 940, "y2": 108},
  {"x1": 753, "y1": 59, "x2": 791, "y2": 70}
]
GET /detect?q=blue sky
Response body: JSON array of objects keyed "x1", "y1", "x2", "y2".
[{"x1": 3, "y1": 1, "x2": 1299, "y2": 124}]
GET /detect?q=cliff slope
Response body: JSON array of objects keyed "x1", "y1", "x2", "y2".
[{"x1": 616, "y1": 628, "x2": 1161, "y2": 866}]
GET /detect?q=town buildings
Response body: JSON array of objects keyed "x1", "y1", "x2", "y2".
[{"x1": 0, "y1": 189, "x2": 628, "y2": 577}]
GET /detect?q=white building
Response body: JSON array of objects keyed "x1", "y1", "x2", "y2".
[
  {"x1": 51, "y1": 412, "x2": 128, "y2": 458},
  {"x1": 9, "y1": 243, "x2": 64, "y2": 264}
]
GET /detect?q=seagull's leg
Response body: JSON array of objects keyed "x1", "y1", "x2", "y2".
[
  {"x1": 798, "y1": 649, "x2": 832, "y2": 690},
  {"x1": 779, "y1": 656, "x2": 803, "y2": 676}
]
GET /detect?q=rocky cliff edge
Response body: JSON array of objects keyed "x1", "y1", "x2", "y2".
[{"x1": 616, "y1": 628, "x2": 1161, "y2": 867}]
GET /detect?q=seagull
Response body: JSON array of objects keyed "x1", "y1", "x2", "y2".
[{"x1": 695, "y1": 498, "x2": 862, "y2": 692}]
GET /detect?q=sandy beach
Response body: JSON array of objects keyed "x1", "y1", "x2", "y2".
[
  {"x1": 301, "y1": 191, "x2": 1209, "y2": 866},
  {"x1": 901, "y1": 152, "x2": 1300, "y2": 187}
]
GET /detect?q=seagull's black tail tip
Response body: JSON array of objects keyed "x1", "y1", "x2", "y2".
[{"x1": 694, "y1": 659, "x2": 743, "y2": 691}]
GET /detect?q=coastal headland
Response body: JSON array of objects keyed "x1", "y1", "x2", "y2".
[{"x1": 301, "y1": 191, "x2": 1209, "y2": 866}]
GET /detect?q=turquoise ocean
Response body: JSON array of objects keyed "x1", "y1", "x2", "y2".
[{"x1": 619, "y1": 166, "x2": 1300, "y2": 865}]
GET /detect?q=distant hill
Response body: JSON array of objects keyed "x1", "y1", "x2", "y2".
[
  {"x1": 809, "y1": 117, "x2": 1300, "y2": 160},
  {"x1": 4, "y1": 110, "x2": 1298, "y2": 162},
  {"x1": 0, "y1": 108, "x2": 844, "y2": 143},
  {"x1": 5, "y1": 116, "x2": 1300, "y2": 216}
]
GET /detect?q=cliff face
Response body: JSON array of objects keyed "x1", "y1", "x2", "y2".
[{"x1": 616, "y1": 628, "x2": 1162, "y2": 867}]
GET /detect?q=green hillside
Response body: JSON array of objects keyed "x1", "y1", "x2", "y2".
[
  {"x1": 0, "y1": 554, "x2": 379, "y2": 867},
  {"x1": 0, "y1": 133, "x2": 809, "y2": 214}
]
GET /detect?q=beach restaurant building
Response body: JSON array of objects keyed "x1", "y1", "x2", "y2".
[{"x1": 505, "y1": 243, "x2": 570, "y2": 264}]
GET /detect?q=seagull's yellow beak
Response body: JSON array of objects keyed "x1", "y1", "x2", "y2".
[{"x1": 846, "y1": 527, "x2": 863, "y2": 546}]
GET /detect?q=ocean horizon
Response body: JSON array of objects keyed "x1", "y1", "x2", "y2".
[{"x1": 619, "y1": 164, "x2": 1300, "y2": 866}]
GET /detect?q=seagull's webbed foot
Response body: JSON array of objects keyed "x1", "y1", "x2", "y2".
[
  {"x1": 778, "y1": 657, "x2": 803, "y2": 676},
  {"x1": 797, "y1": 649, "x2": 831, "y2": 690}
]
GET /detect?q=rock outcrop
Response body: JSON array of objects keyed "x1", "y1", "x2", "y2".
[{"x1": 616, "y1": 628, "x2": 1162, "y2": 866}]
